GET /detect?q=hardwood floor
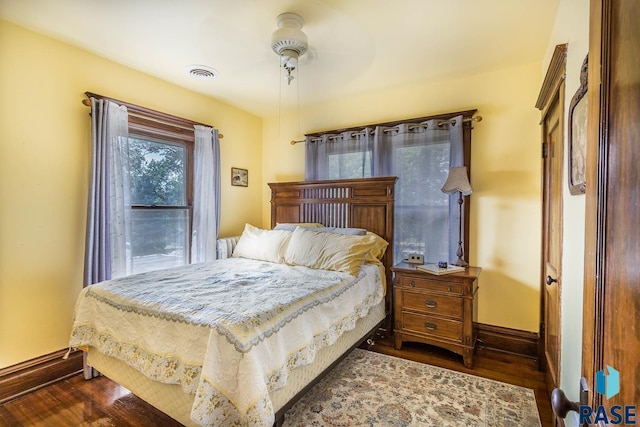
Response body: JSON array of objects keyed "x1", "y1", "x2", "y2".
[{"x1": 0, "y1": 342, "x2": 553, "y2": 426}]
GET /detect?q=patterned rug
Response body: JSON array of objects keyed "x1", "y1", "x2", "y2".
[{"x1": 283, "y1": 348, "x2": 541, "y2": 427}]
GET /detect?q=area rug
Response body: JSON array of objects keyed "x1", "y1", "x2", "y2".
[{"x1": 283, "y1": 348, "x2": 541, "y2": 427}]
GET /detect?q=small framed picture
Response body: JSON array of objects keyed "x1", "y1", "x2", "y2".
[{"x1": 231, "y1": 167, "x2": 248, "y2": 187}]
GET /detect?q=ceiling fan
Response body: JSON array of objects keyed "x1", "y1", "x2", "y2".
[{"x1": 271, "y1": 12, "x2": 311, "y2": 85}]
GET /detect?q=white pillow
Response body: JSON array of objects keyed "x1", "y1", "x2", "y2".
[
  {"x1": 273, "y1": 222, "x2": 324, "y2": 232},
  {"x1": 232, "y1": 223, "x2": 292, "y2": 263},
  {"x1": 307, "y1": 226, "x2": 367, "y2": 236}
]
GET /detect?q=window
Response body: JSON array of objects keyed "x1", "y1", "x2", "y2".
[
  {"x1": 393, "y1": 140, "x2": 450, "y2": 264},
  {"x1": 128, "y1": 136, "x2": 192, "y2": 274},
  {"x1": 85, "y1": 92, "x2": 220, "y2": 282},
  {"x1": 124, "y1": 107, "x2": 198, "y2": 274},
  {"x1": 324, "y1": 138, "x2": 451, "y2": 264},
  {"x1": 306, "y1": 116, "x2": 468, "y2": 266}
]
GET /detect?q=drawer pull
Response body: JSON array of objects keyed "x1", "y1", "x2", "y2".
[
  {"x1": 448, "y1": 285, "x2": 454, "y2": 292},
  {"x1": 424, "y1": 300, "x2": 437, "y2": 308},
  {"x1": 424, "y1": 322, "x2": 437, "y2": 330},
  {"x1": 409, "y1": 281, "x2": 415, "y2": 287}
]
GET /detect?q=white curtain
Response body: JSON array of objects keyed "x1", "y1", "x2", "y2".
[
  {"x1": 305, "y1": 116, "x2": 464, "y2": 264},
  {"x1": 107, "y1": 102, "x2": 132, "y2": 278},
  {"x1": 191, "y1": 125, "x2": 220, "y2": 263}
]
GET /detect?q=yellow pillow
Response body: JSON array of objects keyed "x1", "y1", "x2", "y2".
[
  {"x1": 284, "y1": 227, "x2": 380, "y2": 276},
  {"x1": 232, "y1": 223, "x2": 292, "y2": 263},
  {"x1": 365, "y1": 231, "x2": 389, "y2": 262}
]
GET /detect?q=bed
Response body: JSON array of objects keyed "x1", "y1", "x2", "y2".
[{"x1": 69, "y1": 176, "x2": 397, "y2": 426}]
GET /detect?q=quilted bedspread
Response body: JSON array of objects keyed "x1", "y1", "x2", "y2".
[{"x1": 69, "y1": 257, "x2": 383, "y2": 426}]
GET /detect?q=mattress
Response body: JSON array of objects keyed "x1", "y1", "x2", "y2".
[{"x1": 87, "y1": 300, "x2": 385, "y2": 426}]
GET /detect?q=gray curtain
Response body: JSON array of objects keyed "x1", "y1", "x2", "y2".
[
  {"x1": 304, "y1": 135, "x2": 318, "y2": 180},
  {"x1": 83, "y1": 98, "x2": 130, "y2": 378},
  {"x1": 305, "y1": 115, "x2": 464, "y2": 264},
  {"x1": 304, "y1": 128, "x2": 375, "y2": 180},
  {"x1": 84, "y1": 98, "x2": 130, "y2": 286}
]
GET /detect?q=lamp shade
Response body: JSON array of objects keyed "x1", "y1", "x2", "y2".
[{"x1": 441, "y1": 166, "x2": 473, "y2": 195}]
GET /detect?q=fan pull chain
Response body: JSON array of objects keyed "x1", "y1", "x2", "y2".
[{"x1": 278, "y1": 54, "x2": 283, "y2": 141}]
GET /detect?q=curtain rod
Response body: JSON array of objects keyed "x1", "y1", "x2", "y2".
[
  {"x1": 290, "y1": 115, "x2": 482, "y2": 145},
  {"x1": 82, "y1": 95, "x2": 224, "y2": 139}
]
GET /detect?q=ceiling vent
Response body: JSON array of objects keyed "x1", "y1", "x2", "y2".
[{"x1": 185, "y1": 65, "x2": 218, "y2": 80}]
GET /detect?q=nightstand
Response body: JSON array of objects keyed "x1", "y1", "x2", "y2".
[{"x1": 391, "y1": 262, "x2": 481, "y2": 368}]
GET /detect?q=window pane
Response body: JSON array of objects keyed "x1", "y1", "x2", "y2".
[
  {"x1": 129, "y1": 138, "x2": 186, "y2": 206},
  {"x1": 394, "y1": 142, "x2": 450, "y2": 264},
  {"x1": 395, "y1": 205, "x2": 449, "y2": 263},
  {"x1": 131, "y1": 209, "x2": 189, "y2": 274},
  {"x1": 318, "y1": 134, "x2": 453, "y2": 265},
  {"x1": 328, "y1": 151, "x2": 372, "y2": 179}
]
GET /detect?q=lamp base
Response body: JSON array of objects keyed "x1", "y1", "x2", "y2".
[
  {"x1": 451, "y1": 190, "x2": 469, "y2": 269},
  {"x1": 453, "y1": 258, "x2": 468, "y2": 268}
]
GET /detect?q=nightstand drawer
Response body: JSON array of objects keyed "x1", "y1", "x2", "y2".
[
  {"x1": 401, "y1": 312, "x2": 462, "y2": 342},
  {"x1": 400, "y1": 276, "x2": 463, "y2": 295},
  {"x1": 401, "y1": 290, "x2": 463, "y2": 318}
]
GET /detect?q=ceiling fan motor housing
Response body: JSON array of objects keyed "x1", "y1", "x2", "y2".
[{"x1": 271, "y1": 12, "x2": 308, "y2": 59}]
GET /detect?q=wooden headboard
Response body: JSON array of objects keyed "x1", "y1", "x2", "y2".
[{"x1": 269, "y1": 176, "x2": 397, "y2": 331}]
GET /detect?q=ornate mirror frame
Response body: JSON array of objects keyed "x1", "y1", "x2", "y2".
[{"x1": 568, "y1": 54, "x2": 588, "y2": 195}]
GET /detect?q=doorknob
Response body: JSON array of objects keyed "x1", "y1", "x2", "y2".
[
  {"x1": 551, "y1": 388, "x2": 579, "y2": 418},
  {"x1": 546, "y1": 275, "x2": 558, "y2": 285}
]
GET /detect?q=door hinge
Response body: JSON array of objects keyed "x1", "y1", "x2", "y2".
[{"x1": 542, "y1": 142, "x2": 549, "y2": 158}]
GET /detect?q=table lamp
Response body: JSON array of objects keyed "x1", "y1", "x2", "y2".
[{"x1": 441, "y1": 166, "x2": 473, "y2": 267}]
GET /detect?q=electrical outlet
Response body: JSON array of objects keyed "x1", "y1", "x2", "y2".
[{"x1": 407, "y1": 254, "x2": 424, "y2": 265}]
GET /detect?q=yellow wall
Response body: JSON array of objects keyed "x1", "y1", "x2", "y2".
[
  {"x1": 1, "y1": 10, "x2": 569, "y2": 367},
  {"x1": 0, "y1": 20, "x2": 262, "y2": 368},
  {"x1": 263, "y1": 61, "x2": 544, "y2": 332}
]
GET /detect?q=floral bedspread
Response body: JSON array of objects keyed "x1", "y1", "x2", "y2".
[{"x1": 69, "y1": 257, "x2": 383, "y2": 426}]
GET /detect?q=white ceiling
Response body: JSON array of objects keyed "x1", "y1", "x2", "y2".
[{"x1": 0, "y1": 0, "x2": 560, "y2": 118}]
